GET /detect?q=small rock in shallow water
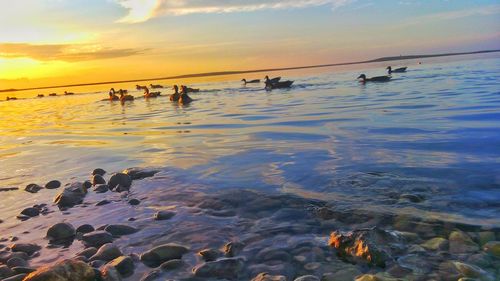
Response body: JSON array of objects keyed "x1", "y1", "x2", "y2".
[
  {"x1": 198, "y1": 248, "x2": 220, "y2": 262},
  {"x1": 11, "y1": 267, "x2": 36, "y2": 274},
  {"x1": 44, "y1": 180, "x2": 61, "y2": 189},
  {"x1": 92, "y1": 174, "x2": 106, "y2": 186},
  {"x1": 83, "y1": 181, "x2": 92, "y2": 190},
  {"x1": 90, "y1": 244, "x2": 122, "y2": 262},
  {"x1": 20, "y1": 207, "x2": 39, "y2": 217},
  {"x1": 9, "y1": 243, "x2": 41, "y2": 256},
  {"x1": 76, "y1": 224, "x2": 95, "y2": 234},
  {"x1": 16, "y1": 215, "x2": 30, "y2": 221},
  {"x1": 46, "y1": 222, "x2": 76, "y2": 242},
  {"x1": 115, "y1": 185, "x2": 130, "y2": 193},
  {"x1": 154, "y1": 210, "x2": 176, "y2": 221},
  {"x1": 449, "y1": 230, "x2": 479, "y2": 254},
  {"x1": 82, "y1": 231, "x2": 113, "y2": 248},
  {"x1": 101, "y1": 264, "x2": 122, "y2": 281},
  {"x1": 483, "y1": 241, "x2": 500, "y2": 258},
  {"x1": 93, "y1": 184, "x2": 109, "y2": 193},
  {"x1": 0, "y1": 265, "x2": 14, "y2": 279},
  {"x1": 2, "y1": 273, "x2": 27, "y2": 281},
  {"x1": 104, "y1": 225, "x2": 139, "y2": 236},
  {"x1": 108, "y1": 256, "x2": 134, "y2": 278},
  {"x1": 223, "y1": 241, "x2": 245, "y2": 257},
  {"x1": 24, "y1": 184, "x2": 42, "y2": 193},
  {"x1": 92, "y1": 168, "x2": 106, "y2": 176},
  {"x1": 399, "y1": 194, "x2": 425, "y2": 203},
  {"x1": 140, "y1": 270, "x2": 161, "y2": 281},
  {"x1": 159, "y1": 259, "x2": 184, "y2": 270},
  {"x1": 23, "y1": 259, "x2": 94, "y2": 281},
  {"x1": 193, "y1": 258, "x2": 244, "y2": 279},
  {"x1": 7, "y1": 257, "x2": 28, "y2": 268},
  {"x1": 90, "y1": 260, "x2": 106, "y2": 268},
  {"x1": 76, "y1": 247, "x2": 98, "y2": 259},
  {"x1": 53, "y1": 182, "x2": 88, "y2": 208},
  {"x1": 421, "y1": 237, "x2": 448, "y2": 251},
  {"x1": 122, "y1": 167, "x2": 158, "y2": 180},
  {"x1": 108, "y1": 173, "x2": 132, "y2": 190},
  {"x1": 251, "y1": 272, "x2": 286, "y2": 281},
  {"x1": 0, "y1": 187, "x2": 18, "y2": 192},
  {"x1": 128, "y1": 199, "x2": 140, "y2": 205},
  {"x1": 96, "y1": 200, "x2": 111, "y2": 206},
  {"x1": 294, "y1": 276, "x2": 319, "y2": 281},
  {"x1": 140, "y1": 243, "x2": 189, "y2": 267}
]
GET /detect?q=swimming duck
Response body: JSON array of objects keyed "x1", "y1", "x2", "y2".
[
  {"x1": 136, "y1": 85, "x2": 147, "y2": 91},
  {"x1": 264, "y1": 76, "x2": 281, "y2": 84},
  {"x1": 144, "y1": 87, "x2": 161, "y2": 98},
  {"x1": 6, "y1": 96, "x2": 17, "y2": 101},
  {"x1": 49, "y1": 93, "x2": 57, "y2": 96},
  {"x1": 108, "y1": 88, "x2": 119, "y2": 101},
  {"x1": 120, "y1": 92, "x2": 134, "y2": 102},
  {"x1": 64, "y1": 91, "x2": 75, "y2": 95},
  {"x1": 357, "y1": 74, "x2": 391, "y2": 83},
  {"x1": 150, "y1": 84, "x2": 163, "y2": 89},
  {"x1": 386, "y1": 66, "x2": 407, "y2": 74},
  {"x1": 170, "y1": 85, "x2": 181, "y2": 102},
  {"x1": 37, "y1": 94, "x2": 44, "y2": 98},
  {"x1": 242, "y1": 79, "x2": 260, "y2": 84},
  {"x1": 179, "y1": 86, "x2": 193, "y2": 105},
  {"x1": 265, "y1": 80, "x2": 294, "y2": 90}
]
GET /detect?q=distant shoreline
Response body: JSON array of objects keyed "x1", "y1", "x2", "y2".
[{"x1": 2, "y1": 49, "x2": 499, "y2": 93}]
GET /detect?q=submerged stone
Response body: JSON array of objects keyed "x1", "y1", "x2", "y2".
[
  {"x1": 90, "y1": 244, "x2": 122, "y2": 262},
  {"x1": 108, "y1": 256, "x2": 134, "y2": 278},
  {"x1": 140, "y1": 243, "x2": 189, "y2": 267},
  {"x1": 251, "y1": 272, "x2": 287, "y2": 281},
  {"x1": 53, "y1": 182, "x2": 88, "y2": 208},
  {"x1": 421, "y1": 237, "x2": 448, "y2": 251},
  {"x1": 25, "y1": 184, "x2": 42, "y2": 193},
  {"x1": 192, "y1": 257, "x2": 244, "y2": 279},
  {"x1": 23, "y1": 259, "x2": 95, "y2": 281},
  {"x1": 82, "y1": 231, "x2": 113, "y2": 248},
  {"x1": 122, "y1": 167, "x2": 159, "y2": 180},
  {"x1": 44, "y1": 180, "x2": 61, "y2": 189},
  {"x1": 9, "y1": 243, "x2": 41, "y2": 256},
  {"x1": 449, "y1": 230, "x2": 479, "y2": 254},
  {"x1": 108, "y1": 173, "x2": 132, "y2": 190},
  {"x1": 104, "y1": 224, "x2": 139, "y2": 236},
  {"x1": 483, "y1": 241, "x2": 500, "y2": 258},
  {"x1": 46, "y1": 222, "x2": 76, "y2": 242},
  {"x1": 154, "y1": 211, "x2": 176, "y2": 221}
]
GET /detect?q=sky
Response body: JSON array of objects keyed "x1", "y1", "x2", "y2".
[{"x1": 0, "y1": 0, "x2": 499, "y2": 89}]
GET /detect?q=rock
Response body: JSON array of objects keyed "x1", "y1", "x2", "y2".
[
  {"x1": 483, "y1": 241, "x2": 500, "y2": 258},
  {"x1": 53, "y1": 182, "x2": 88, "y2": 208},
  {"x1": 9, "y1": 243, "x2": 41, "y2": 256},
  {"x1": 20, "y1": 208, "x2": 39, "y2": 217},
  {"x1": 223, "y1": 241, "x2": 245, "y2": 257},
  {"x1": 329, "y1": 227, "x2": 403, "y2": 267},
  {"x1": 251, "y1": 272, "x2": 286, "y2": 281},
  {"x1": 0, "y1": 265, "x2": 14, "y2": 279},
  {"x1": 7, "y1": 257, "x2": 28, "y2": 268},
  {"x1": 92, "y1": 168, "x2": 106, "y2": 176},
  {"x1": 198, "y1": 248, "x2": 220, "y2": 262},
  {"x1": 23, "y1": 260, "x2": 94, "y2": 281},
  {"x1": 0, "y1": 187, "x2": 18, "y2": 192},
  {"x1": 421, "y1": 237, "x2": 448, "y2": 251},
  {"x1": 90, "y1": 260, "x2": 106, "y2": 268},
  {"x1": 82, "y1": 231, "x2": 113, "y2": 248},
  {"x1": 108, "y1": 256, "x2": 134, "y2": 278},
  {"x1": 453, "y1": 261, "x2": 494, "y2": 280},
  {"x1": 154, "y1": 211, "x2": 175, "y2": 221},
  {"x1": 115, "y1": 185, "x2": 129, "y2": 193},
  {"x1": 11, "y1": 267, "x2": 36, "y2": 274},
  {"x1": 25, "y1": 184, "x2": 42, "y2": 193},
  {"x1": 0, "y1": 251, "x2": 29, "y2": 264},
  {"x1": 76, "y1": 224, "x2": 95, "y2": 234},
  {"x1": 96, "y1": 200, "x2": 111, "y2": 206},
  {"x1": 108, "y1": 173, "x2": 132, "y2": 190},
  {"x1": 46, "y1": 222, "x2": 76, "y2": 242},
  {"x1": 93, "y1": 184, "x2": 109, "y2": 193},
  {"x1": 355, "y1": 275, "x2": 379, "y2": 281},
  {"x1": 128, "y1": 199, "x2": 140, "y2": 206},
  {"x1": 159, "y1": 259, "x2": 184, "y2": 270},
  {"x1": 122, "y1": 167, "x2": 158, "y2": 180},
  {"x1": 140, "y1": 270, "x2": 161, "y2": 281},
  {"x1": 193, "y1": 258, "x2": 244, "y2": 279},
  {"x1": 399, "y1": 194, "x2": 424, "y2": 203},
  {"x1": 294, "y1": 276, "x2": 320, "y2": 281},
  {"x1": 76, "y1": 247, "x2": 98, "y2": 259},
  {"x1": 83, "y1": 181, "x2": 92, "y2": 190},
  {"x1": 104, "y1": 225, "x2": 139, "y2": 236},
  {"x1": 45, "y1": 180, "x2": 61, "y2": 189},
  {"x1": 90, "y1": 244, "x2": 122, "y2": 262},
  {"x1": 16, "y1": 214, "x2": 30, "y2": 221},
  {"x1": 92, "y1": 175, "x2": 106, "y2": 186},
  {"x1": 478, "y1": 232, "x2": 495, "y2": 246},
  {"x1": 467, "y1": 253, "x2": 492, "y2": 268},
  {"x1": 2, "y1": 273, "x2": 27, "y2": 281},
  {"x1": 101, "y1": 264, "x2": 122, "y2": 281},
  {"x1": 449, "y1": 230, "x2": 479, "y2": 254},
  {"x1": 140, "y1": 243, "x2": 190, "y2": 267}
]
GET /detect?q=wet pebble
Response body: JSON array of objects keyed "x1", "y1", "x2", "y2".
[
  {"x1": 76, "y1": 247, "x2": 98, "y2": 259},
  {"x1": 92, "y1": 174, "x2": 106, "y2": 186},
  {"x1": 20, "y1": 207, "x2": 39, "y2": 217},
  {"x1": 2, "y1": 273, "x2": 27, "y2": 281},
  {"x1": 154, "y1": 211, "x2": 176, "y2": 221},
  {"x1": 108, "y1": 173, "x2": 132, "y2": 190},
  {"x1": 128, "y1": 199, "x2": 140, "y2": 205},
  {"x1": 483, "y1": 241, "x2": 500, "y2": 257},
  {"x1": 90, "y1": 260, "x2": 106, "y2": 268},
  {"x1": 23, "y1": 259, "x2": 94, "y2": 281},
  {"x1": 159, "y1": 259, "x2": 184, "y2": 270},
  {"x1": 82, "y1": 231, "x2": 113, "y2": 248},
  {"x1": 46, "y1": 222, "x2": 76, "y2": 242},
  {"x1": 0, "y1": 187, "x2": 18, "y2": 192},
  {"x1": 90, "y1": 244, "x2": 122, "y2": 262},
  {"x1": 0, "y1": 265, "x2": 14, "y2": 279},
  {"x1": 44, "y1": 180, "x2": 61, "y2": 189},
  {"x1": 108, "y1": 256, "x2": 134, "y2": 278},
  {"x1": 198, "y1": 248, "x2": 220, "y2": 262},
  {"x1": 6, "y1": 257, "x2": 27, "y2": 268},
  {"x1": 122, "y1": 167, "x2": 158, "y2": 180},
  {"x1": 11, "y1": 266, "x2": 36, "y2": 274},
  {"x1": 449, "y1": 230, "x2": 479, "y2": 254},
  {"x1": 9, "y1": 243, "x2": 41, "y2": 256},
  {"x1": 76, "y1": 224, "x2": 95, "y2": 234},
  {"x1": 101, "y1": 264, "x2": 122, "y2": 281},
  {"x1": 104, "y1": 224, "x2": 139, "y2": 236},
  {"x1": 251, "y1": 272, "x2": 286, "y2": 281},
  {"x1": 24, "y1": 184, "x2": 42, "y2": 193},
  {"x1": 140, "y1": 243, "x2": 189, "y2": 267},
  {"x1": 93, "y1": 184, "x2": 109, "y2": 193},
  {"x1": 223, "y1": 241, "x2": 245, "y2": 257},
  {"x1": 92, "y1": 168, "x2": 106, "y2": 176},
  {"x1": 294, "y1": 276, "x2": 319, "y2": 281},
  {"x1": 193, "y1": 257, "x2": 244, "y2": 279},
  {"x1": 96, "y1": 200, "x2": 111, "y2": 206}
]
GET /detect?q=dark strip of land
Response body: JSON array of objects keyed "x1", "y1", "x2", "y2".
[{"x1": 2, "y1": 49, "x2": 499, "y2": 93}]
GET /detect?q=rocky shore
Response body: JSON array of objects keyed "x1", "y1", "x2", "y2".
[{"x1": 0, "y1": 167, "x2": 499, "y2": 281}]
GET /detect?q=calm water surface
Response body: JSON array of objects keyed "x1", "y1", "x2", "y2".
[{"x1": 1, "y1": 56, "x2": 500, "y2": 226}]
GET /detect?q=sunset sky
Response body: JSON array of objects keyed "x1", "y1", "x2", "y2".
[{"x1": 1, "y1": 0, "x2": 499, "y2": 89}]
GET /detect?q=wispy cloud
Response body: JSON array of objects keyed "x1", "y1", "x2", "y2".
[
  {"x1": 402, "y1": 4, "x2": 500, "y2": 26},
  {"x1": 115, "y1": 0, "x2": 355, "y2": 23},
  {"x1": 0, "y1": 43, "x2": 148, "y2": 62}
]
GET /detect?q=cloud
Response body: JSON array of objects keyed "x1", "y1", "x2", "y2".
[
  {"x1": 402, "y1": 4, "x2": 500, "y2": 26},
  {"x1": 115, "y1": 0, "x2": 355, "y2": 23},
  {"x1": 0, "y1": 43, "x2": 148, "y2": 62}
]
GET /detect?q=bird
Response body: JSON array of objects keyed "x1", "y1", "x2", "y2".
[
  {"x1": 150, "y1": 84, "x2": 163, "y2": 89},
  {"x1": 37, "y1": 94, "x2": 44, "y2": 98},
  {"x1": 386, "y1": 66, "x2": 407, "y2": 74},
  {"x1": 6, "y1": 96, "x2": 17, "y2": 101},
  {"x1": 264, "y1": 76, "x2": 281, "y2": 84},
  {"x1": 64, "y1": 91, "x2": 74, "y2": 95},
  {"x1": 241, "y1": 79, "x2": 260, "y2": 84},
  {"x1": 265, "y1": 80, "x2": 294, "y2": 90},
  {"x1": 49, "y1": 93, "x2": 57, "y2": 96},
  {"x1": 357, "y1": 74, "x2": 391, "y2": 83},
  {"x1": 136, "y1": 85, "x2": 148, "y2": 91}
]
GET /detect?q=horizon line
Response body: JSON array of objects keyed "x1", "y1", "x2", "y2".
[{"x1": 1, "y1": 49, "x2": 499, "y2": 93}]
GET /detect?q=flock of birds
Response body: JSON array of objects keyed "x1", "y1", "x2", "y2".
[{"x1": 4, "y1": 65, "x2": 407, "y2": 102}]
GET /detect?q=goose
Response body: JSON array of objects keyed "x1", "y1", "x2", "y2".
[
  {"x1": 150, "y1": 84, "x2": 163, "y2": 89},
  {"x1": 264, "y1": 76, "x2": 281, "y2": 84},
  {"x1": 386, "y1": 66, "x2": 407, "y2": 74},
  {"x1": 357, "y1": 74, "x2": 391, "y2": 83},
  {"x1": 64, "y1": 91, "x2": 74, "y2": 95},
  {"x1": 241, "y1": 79, "x2": 260, "y2": 84},
  {"x1": 265, "y1": 80, "x2": 294, "y2": 90}
]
